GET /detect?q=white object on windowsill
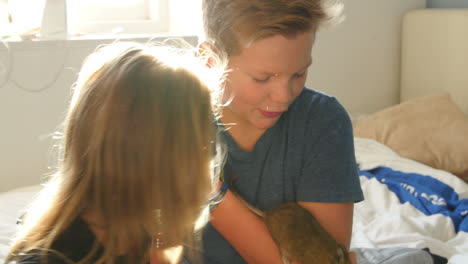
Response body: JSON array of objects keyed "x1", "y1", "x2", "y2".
[{"x1": 40, "y1": 0, "x2": 68, "y2": 39}]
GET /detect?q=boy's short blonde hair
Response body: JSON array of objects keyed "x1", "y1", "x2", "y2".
[{"x1": 201, "y1": 0, "x2": 342, "y2": 56}]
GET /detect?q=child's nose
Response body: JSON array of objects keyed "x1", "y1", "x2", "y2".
[{"x1": 269, "y1": 80, "x2": 293, "y2": 105}]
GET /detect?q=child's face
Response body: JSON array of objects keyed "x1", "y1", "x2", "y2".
[{"x1": 222, "y1": 30, "x2": 315, "y2": 134}]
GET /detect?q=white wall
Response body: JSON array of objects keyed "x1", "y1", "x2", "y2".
[
  {"x1": 0, "y1": 36, "x2": 197, "y2": 192},
  {"x1": 0, "y1": 0, "x2": 426, "y2": 191},
  {"x1": 427, "y1": 0, "x2": 468, "y2": 8},
  {"x1": 309, "y1": 0, "x2": 426, "y2": 115}
]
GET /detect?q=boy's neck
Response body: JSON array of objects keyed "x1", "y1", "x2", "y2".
[{"x1": 221, "y1": 118, "x2": 266, "y2": 152}]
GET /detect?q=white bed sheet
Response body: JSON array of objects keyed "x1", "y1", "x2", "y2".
[
  {"x1": 0, "y1": 185, "x2": 42, "y2": 262},
  {"x1": 352, "y1": 138, "x2": 468, "y2": 263}
]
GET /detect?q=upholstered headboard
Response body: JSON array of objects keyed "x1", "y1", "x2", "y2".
[{"x1": 401, "y1": 9, "x2": 468, "y2": 114}]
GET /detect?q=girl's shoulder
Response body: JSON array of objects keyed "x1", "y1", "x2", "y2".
[
  {"x1": 13, "y1": 251, "x2": 69, "y2": 264},
  {"x1": 13, "y1": 217, "x2": 100, "y2": 264}
]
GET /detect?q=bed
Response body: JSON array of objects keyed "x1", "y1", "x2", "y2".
[
  {"x1": 1, "y1": 8, "x2": 468, "y2": 264},
  {"x1": 350, "y1": 8, "x2": 468, "y2": 263},
  {"x1": 0, "y1": 185, "x2": 42, "y2": 261},
  {"x1": 1, "y1": 144, "x2": 467, "y2": 263},
  {"x1": 350, "y1": 138, "x2": 468, "y2": 263}
]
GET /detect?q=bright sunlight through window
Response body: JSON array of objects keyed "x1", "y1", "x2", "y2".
[{"x1": 1, "y1": 0, "x2": 175, "y2": 37}]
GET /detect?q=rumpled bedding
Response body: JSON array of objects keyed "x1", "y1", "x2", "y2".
[
  {"x1": 352, "y1": 138, "x2": 468, "y2": 263},
  {"x1": 0, "y1": 185, "x2": 42, "y2": 262}
]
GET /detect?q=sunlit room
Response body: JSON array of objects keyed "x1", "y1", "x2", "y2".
[{"x1": 1, "y1": 0, "x2": 467, "y2": 263}]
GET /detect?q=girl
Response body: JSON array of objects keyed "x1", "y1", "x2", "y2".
[{"x1": 7, "y1": 42, "x2": 224, "y2": 264}]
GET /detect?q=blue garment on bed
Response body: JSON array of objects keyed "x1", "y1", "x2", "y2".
[{"x1": 359, "y1": 167, "x2": 468, "y2": 233}]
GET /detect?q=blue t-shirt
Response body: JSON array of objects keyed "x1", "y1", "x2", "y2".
[{"x1": 202, "y1": 88, "x2": 364, "y2": 263}]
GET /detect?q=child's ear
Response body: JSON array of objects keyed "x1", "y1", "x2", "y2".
[{"x1": 197, "y1": 41, "x2": 217, "y2": 68}]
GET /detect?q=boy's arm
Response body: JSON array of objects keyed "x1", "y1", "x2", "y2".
[
  {"x1": 211, "y1": 191, "x2": 356, "y2": 264},
  {"x1": 297, "y1": 201, "x2": 357, "y2": 264},
  {"x1": 210, "y1": 189, "x2": 285, "y2": 264}
]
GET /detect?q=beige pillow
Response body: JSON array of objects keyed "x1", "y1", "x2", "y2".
[{"x1": 354, "y1": 92, "x2": 468, "y2": 181}]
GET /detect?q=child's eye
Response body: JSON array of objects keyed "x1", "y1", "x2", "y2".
[
  {"x1": 252, "y1": 76, "x2": 270, "y2": 83},
  {"x1": 293, "y1": 71, "x2": 306, "y2": 79}
]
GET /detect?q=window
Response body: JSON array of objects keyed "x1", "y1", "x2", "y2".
[
  {"x1": 0, "y1": 1, "x2": 8, "y2": 24},
  {"x1": 70, "y1": 0, "x2": 154, "y2": 21},
  {"x1": 68, "y1": 0, "x2": 169, "y2": 34},
  {"x1": 0, "y1": 0, "x2": 170, "y2": 37},
  {"x1": 1, "y1": 0, "x2": 45, "y2": 35}
]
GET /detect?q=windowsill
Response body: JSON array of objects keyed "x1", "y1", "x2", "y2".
[{"x1": 0, "y1": 33, "x2": 199, "y2": 49}]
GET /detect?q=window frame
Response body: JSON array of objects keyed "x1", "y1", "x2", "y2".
[
  {"x1": 0, "y1": 0, "x2": 170, "y2": 38},
  {"x1": 68, "y1": 0, "x2": 170, "y2": 35}
]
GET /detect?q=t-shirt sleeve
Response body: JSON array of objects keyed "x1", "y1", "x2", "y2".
[{"x1": 297, "y1": 97, "x2": 364, "y2": 203}]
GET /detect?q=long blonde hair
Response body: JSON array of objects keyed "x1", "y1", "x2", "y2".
[
  {"x1": 201, "y1": 0, "x2": 343, "y2": 56},
  {"x1": 7, "y1": 42, "x2": 225, "y2": 263}
]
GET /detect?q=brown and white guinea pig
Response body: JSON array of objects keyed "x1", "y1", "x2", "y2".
[
  {"x1": 263, "y1": 202, "x2": 351, "y2": 264},
  {"x1": 241, "y1": 199, "x2": 351, "y2": 264}
]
